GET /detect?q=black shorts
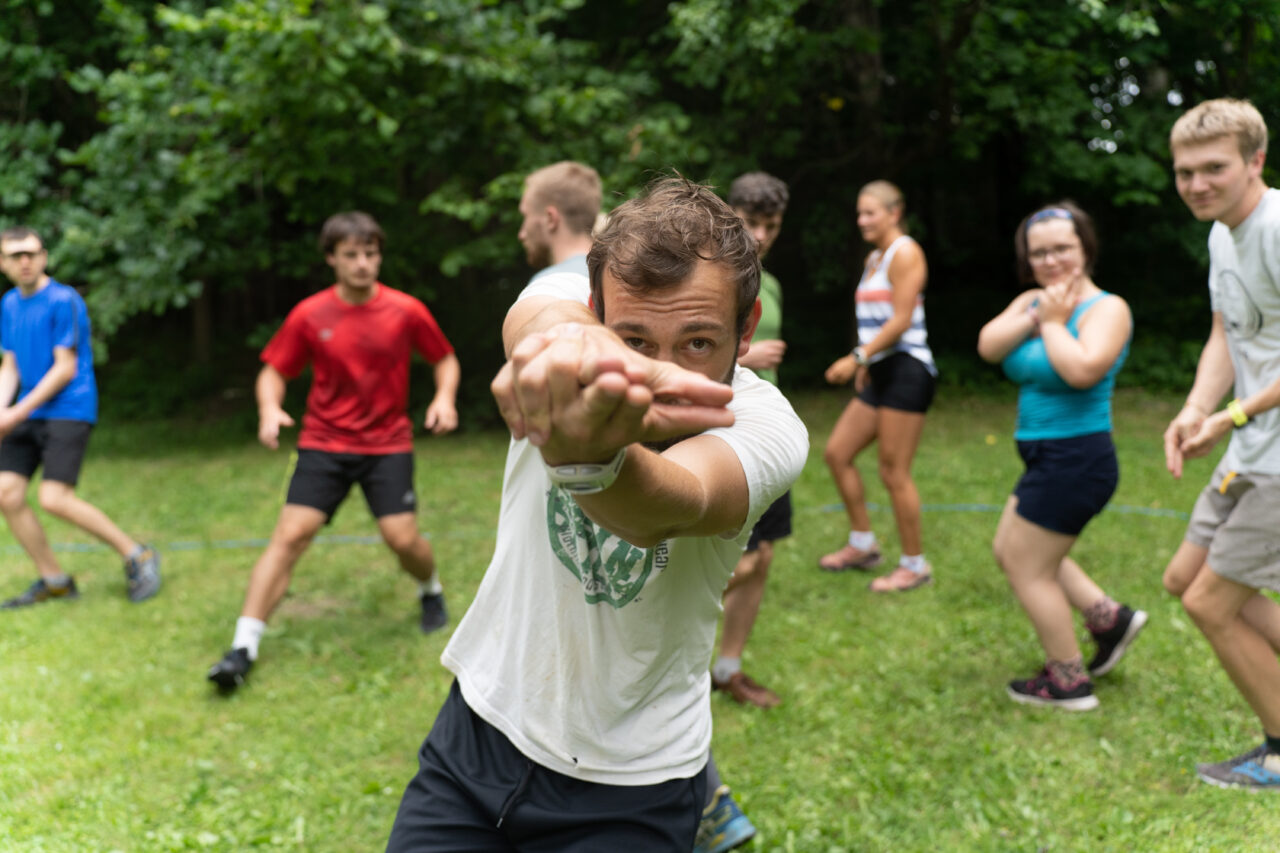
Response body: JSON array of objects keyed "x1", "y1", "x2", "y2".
[
  {"x1": 856, "y1": 351, "x2": 936, "y2": 413},
  {"x1": 747, "y1": 490, "x2": 792, "y2": 551},
  {"x1": 387, "y1": 681, "x2": 707, "y2": 852},
  {"x1": 285, "y1": 449, "x2": 417, "y2": 520},
  {"x1": 0, "y1": 419, "x2": 93, "y2": 485},
  {"x1": 1013, "y1": 432, "x2": 1118, "y2": 536}
]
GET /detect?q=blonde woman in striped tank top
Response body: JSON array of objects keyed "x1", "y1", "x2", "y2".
[{"x1": 819, "y1": 181, "x2": 938, "y2": 591}]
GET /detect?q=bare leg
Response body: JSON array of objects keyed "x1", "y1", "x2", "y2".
[
  {"x1": 1183, "y1": 567, "x2": 1280, "y2": 734},
  {"x1": 874, "y1": 408, "x2": 927, "y2": 557},
  {"x1": 38, "y1": 480, "x2": 138, "y2": 558},
  {"x1": 0, "y1": 472, "x2": 62, "y2": 579},
  {"x1": 240, "y1": 504, "x2": 327, "y2": 621},
  {"x1": 377, "y1": 512, "x2": 438, "y2": 584},
  {"x1": 992, "y1": 496, "x2": 1081, "y2": 662},
  {"x1": 1165, "y1": 539, "x2": 1280, "y2": 653},
  {"x1": 822, "y1": 398, "x2": 880, "y2": 532},
  {"x1": 720, "y1": 542, "x2": 772, "y2": 661},
  {"x1": 1057, "y1": 556, "x2": 1107, "y2": 612}
]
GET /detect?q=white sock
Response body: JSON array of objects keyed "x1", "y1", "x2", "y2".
[
  {"x1": 233, "y1": 617, "x2": 267, "y2": 661},
  {"x1": 711, "y1": 656, "x2": 741, "y2": 684},
  {"x1": 900, "y1": 554, "x2": 927, "y2": 574},
  {"x1": 419, "y1": 575, "x2": 444, "y2": 597},
  {"x1": 848, "y1": 530, "x2": 877, "y2": 551}
]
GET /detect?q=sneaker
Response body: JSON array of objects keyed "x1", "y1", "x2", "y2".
[
  {"x1": 420, "y1": 592, "x2": 448, "y2": 634},
  {"x1": 818, "y1": 543, "x2": 883, "y2": 572},
  {"x1": 1196, "y1": 743, "x2": 1280, "y2": 790},
  {"x1": 207, "y1": 648, "x2": 253, "y2": 690},
  {"x1": 712, "y1": 671, "x2": 781, "y2": 709},
  {"x1": 124, "y1": 544, "x2": 162, "y2": 603},
  {"x1": 1, "y1": 577, "x2": 79, "y2": 609},
  {"x1": 1087, "y1": 605, "x2": 1148, "y2": 676},
  {"x1": 1006, "y1": 668, "x2": 1099, "y2": 711},
  {"x1": 693, "y1": 785, "x2": 756, "y2": 853},
  {"x1": 869, "y1": 564, "x2": 933, "y2": 592}
]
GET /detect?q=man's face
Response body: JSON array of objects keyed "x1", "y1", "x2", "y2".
[
  {"x1": 734, "y1": 208, "x2": 783, "y2": 259},
  {"x1": 326, "y1": 237, "x2": 381, "y2": 291},
  {"x1": 518, "y1": 188, "x2": 553, "y2": 269},
  {"x1": 1173, "y1": 135, "x2": 1265, "y2": 226},
  {"x1": 603, "y1": 259, "x2": 758, "y2": 385},
  {"x1": 0, "y1": 236, "x2": 48, "y2": 290}
]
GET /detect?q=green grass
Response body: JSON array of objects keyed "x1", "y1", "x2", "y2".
[{"x1": 0, "y1": 389, "x2": 1276, "y2": 851}]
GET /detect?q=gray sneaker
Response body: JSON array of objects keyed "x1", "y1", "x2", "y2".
[
  {"x1": 124, "y1": 545, "x2": 161, "y2": 603},
  {"x1": 1196, "y1": 743, "x2": 1280, "y2": 790}
]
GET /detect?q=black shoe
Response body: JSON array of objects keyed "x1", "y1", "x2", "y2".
[
  {"x1": 1087, "y1": 605, "x2": 1148, "y2": 676},
  {"x1": 420, "y1": 592, "x2": 448, "y2": 634},
  {"x1": 1, "y1": 577, "x2": 79, "y2": 609},
  {"x1": 1007, "y1": 668, "x2": 1099, "y2": 711},
  {"x1": 124, "y1": 545, "x2": 162, "y2": 603},
  {"x1": 208, "y1": 648, "x2": 253, "y2": 690}
]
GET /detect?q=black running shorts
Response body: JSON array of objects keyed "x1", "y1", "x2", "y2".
[
  {"x1": 856, "y1": 351, "x2": 936, "y2": 413},
  {"x1": 285, "y1": 449, "x2": 417, "y2": 520},
  {"x1": 746, "y1": 490, "x2": 792, "y2": 551},
  {"x1": 0, "y1": 419, "x2": 93, "y2": 485},
  {"x1": 1013, "y1": 432, "x2": 1118, "y2": 536}
]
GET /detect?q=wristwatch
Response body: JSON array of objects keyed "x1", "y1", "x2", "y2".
[
  {"x1": 852, "y1": 346, "x2": 869, "y2": 367},
  {"x1": 544, "y1": 448, "x2": 627, "y2": 494}
]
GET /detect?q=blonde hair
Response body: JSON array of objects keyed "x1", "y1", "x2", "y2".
[
  {"x1": 859, "y1": 180, "x2": 906, "y2": 233},
  {"x1": 1170, "y1": 98, "x2": 1269, "y2": 160},
  {"x1": 524, "y1": 161, "x2": 602, "y2": 236}
]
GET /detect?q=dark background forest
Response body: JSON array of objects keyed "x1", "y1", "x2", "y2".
[{"x1": 3, "y1": 0, "x2": 1277, "y2": 424}]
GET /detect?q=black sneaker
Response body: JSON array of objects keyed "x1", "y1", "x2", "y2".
[
  {"x1": 1007, "y1": 668, "x2": 1099, "y2": 711},
  {"x1": 1196, "y1": 743, "x2": 1280, "y2": 790},
  {"x1": 124, "y1": 544, "x2": 162, "y2": 603},
  {"x1": 1, "y1": 577, "x2": 79, "y2": 609},
  {"x1": 1087, "y1": 605, "x2": 1148, "y2": 676},
  {"x1": 420, "y1": 592, "x2": 448, "y2": 634},
  {"x1": 207, "y1": 648, "x2": 253, "y2": 690}
]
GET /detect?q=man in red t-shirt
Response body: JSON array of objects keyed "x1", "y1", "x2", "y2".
[{"x1": 208, "y1": 211, "x2": 461, "y2": 690}]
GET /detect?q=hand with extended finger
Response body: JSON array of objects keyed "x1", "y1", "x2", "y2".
[{"x1": 1163, "y1": 402, "x2": 1206, "y2": 478}]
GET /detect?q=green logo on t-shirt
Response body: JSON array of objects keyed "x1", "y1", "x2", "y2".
[{"x1": 545, "y1": 487, "x2": 668, "y2": 608}]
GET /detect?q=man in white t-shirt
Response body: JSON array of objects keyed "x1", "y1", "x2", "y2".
[
  {"x1": 1163, "y1": 97, "x2": 1280, "y2": 791},
  {"x1": 386, "y1": 177, "x2": 808, "y2": 849}
]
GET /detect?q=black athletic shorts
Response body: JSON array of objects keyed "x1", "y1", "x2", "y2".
[
  {"x1": 0, "y1": 419, "x2": 93, "y2": 485},
  {"x1": 285, "y1": 449, "x2": 417, "y2": 520},
  {"x1": 747, "y1": 490, "x2": 792, "y2": 551},
  {"x1": 856, "y1": 351, "x2": 937, "y2": 413},
  {"x1": 387, "y1": 680, "x2": 707, "y2": 852},
  {"x1": 1013, "y1": 432, "x2": 1118, "y2": 536}
]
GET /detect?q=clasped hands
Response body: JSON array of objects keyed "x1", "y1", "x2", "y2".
[{"x1": 491, "y1": 323, "x2": 735, "y2": 467}]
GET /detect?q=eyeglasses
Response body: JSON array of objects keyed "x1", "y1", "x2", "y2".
[
  {"x1": 1, "y1": 250, "x2": 44, "y2": 261},
  {"x1": 1028, "y1": 244, "x2": 1080, "y2": 264}
]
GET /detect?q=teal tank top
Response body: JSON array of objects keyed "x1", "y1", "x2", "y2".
[{"x1": 1001, "y1": 292, "x2": 1129, "y2": 441}]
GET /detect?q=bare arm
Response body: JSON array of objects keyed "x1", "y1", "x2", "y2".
[
  {"x1": 0, "y1": 348, "x2": 77, "y2": 437},
  {"x1": 1163, "y1": 313, "x2": 1234, "y2": 477},
  {"x1": 739, "y1": 339, "x2": 785, "y2": 372},
  {"x1": 1038, "y1": 293, "x2": 1132, "y2": 389},
  {"x1": 977, "y1": 289, "x2": 1042, "y2": 364},
  {"x1": 423, "y1": 352, "x2": 460, "y2": 435},
  {"x1": 502, "y1": 295, "x2": 599, "y2": 358},
  {"x1": 255, "y1": 364, "x2": 295, "y2": 449},
  {"x1": 0, "y1": 353, "x2": 20, "y2": 409},
  {"x1": 572, "y1": 434, "x2": 749, "y2": 547}
]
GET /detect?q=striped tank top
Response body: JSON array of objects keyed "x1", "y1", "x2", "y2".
[{"x1": 855, "y1": 235, "x2": 936, "y2": 375}]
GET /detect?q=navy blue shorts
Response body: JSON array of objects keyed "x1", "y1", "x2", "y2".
[
  {"x1": 747, "y1": 490, "x2": 792, "y2": 551},
  {"x1": 387, "y1": 681, "x2": 707, "y2": 852},
  {"x1": 1013, "y1": 432, "x2": 1118, "y2": 536},
  {"x1": 856, "y1": 352, "x2": 936, "y2": 413},
  {"x1": 285, "y1": 449, "x2": 416, "y2": 521}
]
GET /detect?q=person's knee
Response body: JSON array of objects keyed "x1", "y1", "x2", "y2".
[
  {"x1": 735, "y1": 545, "x2": 772, "y2": 584},
  {"x1": 272, "y1": 517, "x2": 320, "y2": 555},
  {"x1": 1181, "y1": 584, "x2": 1231, "y2": 634},
  {"x1": 36, "y1": 481, "x2": 75, "y2": 517},
  {"x1": 381, "y1": 522, "x2": 425, "y2": 556},
  {"x1": 877, "y1": 458, "x2": 910, "y2": 491},
  {"x1": 1162, "y1": 562, "x2": 1193, "y2": 598},
  {"x1": 822, "y1": 441, "x2": 847, "y2": 470},
  {"x1": 0, "y1": 477, "x2": 28, "y2": 514}
]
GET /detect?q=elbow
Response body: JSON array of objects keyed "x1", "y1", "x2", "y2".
[{"x1": 1062, "y1": 368, "x2": 1104, "y2": 390}]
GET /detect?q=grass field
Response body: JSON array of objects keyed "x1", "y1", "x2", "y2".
[{"x1": 0, "y1": 388, "x2": 1276, "y2": 852}]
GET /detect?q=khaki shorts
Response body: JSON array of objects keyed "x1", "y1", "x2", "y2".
[{"x1": 1185, "y1": 460, "x2": 1280, "y2": 592}]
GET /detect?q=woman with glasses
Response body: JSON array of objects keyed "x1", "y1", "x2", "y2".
[
  {"x1": 819, "y1": 180, "x2": 938, "y2": 592},
  {"x1": 977, "y1": 201, "x2": 1147, "y2": 710}
]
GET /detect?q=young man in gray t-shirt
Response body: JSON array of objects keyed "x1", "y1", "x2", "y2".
[{"x1": 1163, "y1": 97, "x2": 1280, "y2": 791}]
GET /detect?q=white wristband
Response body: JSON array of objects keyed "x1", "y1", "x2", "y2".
[{"x1": 544, "y1": 448, "x2": 627, "y2": 495}]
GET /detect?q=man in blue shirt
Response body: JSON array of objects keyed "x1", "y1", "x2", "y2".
[{"x1": 0, "y1": 226, "x2": 160, "y2": 608}]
